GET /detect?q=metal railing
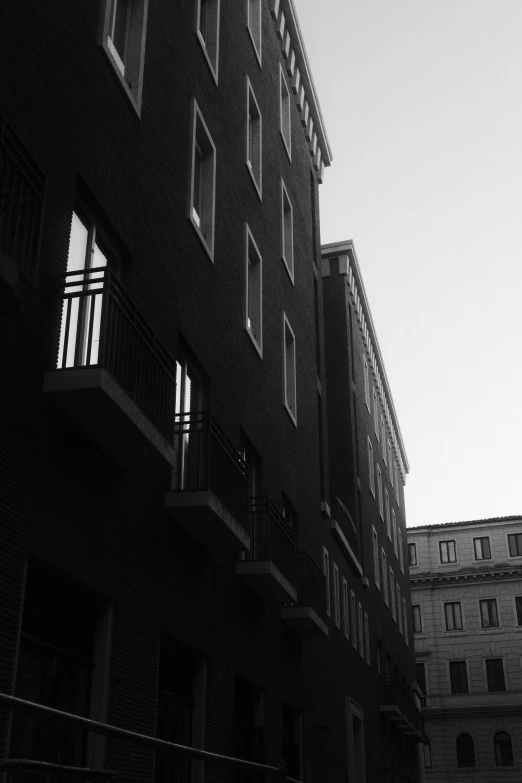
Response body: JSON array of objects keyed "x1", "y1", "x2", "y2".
[
  {"x1": 334, "y1": 497, "x2": 358, "y2": 553},
  {"x1": 0, "y1": 692, "x2": 294, "y2": 782},
  {"x1": 0, "y1": 115, "x2": 45, "y2": 285},
  {"x1": 171, "y1": 411, "x2": 250, "y2": 532},
  {"x1": 378, "y1": 675, "x2": 421, "y2": 733},
  {"x1": 249, "y1": 497, "x2": 296, "y2": 586},
  {"x1": 55, "y1": 267, "x2": 177, "y2": 443},
  {"x1": 293, "y1": 553, "x2": 327, "y2": 622}
]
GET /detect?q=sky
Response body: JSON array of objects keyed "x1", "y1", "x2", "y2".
[{"x1": 295, "y1": 0, "x2": 522, "y2": 528}]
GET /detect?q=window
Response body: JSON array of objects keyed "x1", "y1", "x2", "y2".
[
  {"x1": 346, "y1": 700, "x2": 366, "y2": 782},
  {"x1": 473, "y1": 536, "x2": 491, "y2": 560},
  {"x1": 342, "y1": 578, "x2": 349, "y2": 639},
  {"x1": 456, "y1": 733, "x2": 475, "y2": 768},
  {"x1": 402, "y1": 598, "x2": 408, "y2": 641},
  {"x1": 233, "y1": 676, "x2": 264, "y2": 772},
  {"x1": 372, "y1": 527, "x2": 380, "y2": 589},
  {"x1": 363, "y1": 356, "x2": 370, "y2": 411},
  {"x1": 480, "y1": 598, "x2": 499, "y2": 628},
  {"x1": 357, "y1": 602, "x2": 364, "y2": 656},
  {"x1": 196, "y1": 0, "x2": 220, "y2": 82},
  {"x1": 245, "y1": 79, "x2": 262, "y2": 197},
  {"x1": 282, "y1": 313, "x2": 297, "y2": 423},
  {"x1": 322, "y1": 546, "x2": 330, "y2": 618},
  {"x1": 367, "y1": 439, "x2": 375, "y2": 496},
  {"x1": 380, "y1": 415, "x2": 385, "y2": 454},
  {"x1": 189, "y1": 100, "x2": 216, "y2": 259},
  {"x1": 281, "y1": 180, "x2": 294, "y2": 281},
  {"x1": 439, "y1": 540, "x2": 457, "y2": 563},
  {"x1": 282, "y1": 705, "x2": 303, "y2": 781},
  {"x1": 244, "y1": 225, "x2": 262, "y2": 354},
  {"x1": 515, "y1": 595, "x2": 522, "y2": 626},
  {"x1": 387, "y1": 440, "x2": 392, "y2": 477},
  {"x1": 423, "y1": 738, "x2": 432, "y2": 769},
  {"x1": 364, "y1": 613, "x2": 370, "y2": 665},
  {"x1": 486, "y1": 658, "x2": 506, "y2": 692},
  {"x1": 416, "y1": 662, "x2": 427, "y2": 697},
  {"x1": 100, "y1": 0, "x2": 149, "y2": 112},
  {"x1": 449, "y1": 661, "x2": 468, "y2": 694},
  {"x1": 173, "y1": 350, "x2": 205, "y2": 491},
  {"x1": 247, "y1": 0, "x2": 262, "y2": 63},
  {"x1": 333, "y1": 563, "x2": 341, "y2": 629},
  {"x1": 444, "y1": 601, "x2": 463, "y2": 631},
  {"x1": 392, "y1": 511, "x2": 398, "y2": 557},
  {"x1": 381, "y1": 550, "x2": 388, "y2": 605},
  {"x1": 397, "y1": 585, "x2": 402, "y2": 633},
  {"x1": 350, "y1": 590, "x2": 357, "y2": 650},
  {"x1": 279, "y1": 65, "x2": 291, "y2": 159},
  {"x1": 394, "y1": 462, "x2": 400, "y2": 505},
  {"x1": 398, "y1": 525, "x2": 404, "y2": 571},
  {"x1": 373, "y1": 389, "x2": 379, "y2": 436},
  {"x1": 385, "y1": 489, "x2": 391, "y2": 537},
  {"x1": 377, "y1": 466, "x2": 383, "y2": 518},
  {"x1": 412, "y1": 604, "x2": 422, "y2": 634},
  {"x1": 508, "y1": 532, "x2": 522, "y2": 557},
  {"x1": 389, "y1": 569, "x2": 396, "y2": 621},
  {"x1": 494, "y1": 732, "x2": 514, "y2": 766},
  {"x1": 383, "y1": 432, "x2": 387, "y2": 466},
  {"x1": 408, "y1": 542, "x2": 417, "y2": 566}
]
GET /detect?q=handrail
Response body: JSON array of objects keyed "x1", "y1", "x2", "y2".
[
  {"x1": 0, "y1": 692, "x2": 289, "y2": 780},
  {"x1": 249, "y1": 496, "x2": 296, "y2": 585}
]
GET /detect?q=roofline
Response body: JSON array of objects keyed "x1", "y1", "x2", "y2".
[
  {"x1": 407, "y1": 515, "x2": 522, "y2": 533},
  {"x1": 321, "y1": 239, "x2": 409, "y2": 473},
  {"x1": 285, "y1": 0, "x2": 333, "y2": 166}
]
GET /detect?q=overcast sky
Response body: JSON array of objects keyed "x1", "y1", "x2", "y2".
[{"x1": 295, "y1": 0, "x2": 522, "y2": 527}]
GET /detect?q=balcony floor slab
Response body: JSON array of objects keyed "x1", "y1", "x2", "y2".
[
  {"x1": 235, "y1": 561, "x2": 297, "y2": 603},
  {"x1": 165, "y1": 489, "x2": 250, "y2": 552},
  {"x1": 281, "y1": 606, "x2": 329, "y2": 638}
]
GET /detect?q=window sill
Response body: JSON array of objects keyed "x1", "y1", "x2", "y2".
[
  {"x1": 245, "y1": 326, "x2": 262, "y2": 358},
  {"x1": 281, "y1": 256, "x2": 294, "y2": 285},
  {"x1": 188, "y1": 214, "x2": 214, "y2": 263},
  {"x1": 246, "y1": 162, "x2": 262, "y2": 201},
  {"x1": 479, "y1": 627, "x2": 503, "y2": 634},
  {"x1": 196, "y1": 31, "x2": 219, "y2": 85},
  {"x1": 414, "y1": 633, "x2": 427, "y2": 639},
  {"x1": 246, "y1": 25, "x2": 262, "y2": 67},
  {"x1": 100, "y1": 41, "x2": 142, "y2": 118},
  {"x1": 284, "y1": 401, "x2": 297, "y2": 428},
  {"x1": 442, "y1": 630, "x2": 467, "y2": 637}
]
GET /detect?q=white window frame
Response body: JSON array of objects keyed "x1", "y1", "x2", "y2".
[
  {"x1": 322, "y1": 546, "x2": 330, "y2": 618},
  {"x1": 389, "y1": 568, "x2": 396, "y2": 621},
  {"x1": 385, "y1": 489, "x2": 391, "y2": 538},
  {"x1": 350, "y1": 590, "x2": 357, "y2": 649},
  {"x1": 412, "y1": 604, "x2": 422, "y2": 634},
  {"x1": 246, "y1": 0, "x2": 262, "y2": 65},
  {"x1": 98, "y1": 0, "x2": 149, "y2": 115},
  {"x1": 282, "y1": 312, "x2": 297, "y2": 425},
  {"x1": 246, "y1": 77, "x2": 262, "y2": 198},
  {"x1": 363, "y1": 356, "x2": 371, "y2": 412},
  {"x1": 244, "y1": 224, "x2": 262, "y2": 356},
  {"x1": 342, "y1": 578, "x2": 349, "y2": 640},
  {"x1": 408, "y1": 542, "x2": 417, "y2": 567},
  {"x1": 189, "y1": 99, "x2": 216, "y2": 260},
  {"x1": 279, "y1": 65, "x2": 291, "y2": 160},
  {"x1": 368, "y1": 439, "x2": 375, "y2": 496},
  {"x1": 377, "y1": 465, "x2": 383, "y2": 518},
  {"x1": 373, "y1": 389, "x2": 379, "y2": 437},
  {"x1": 196, "y1": 0, "x2": 221, "y2": 83},
  {"x1": 398, "y1": 526, "x2": 404, "y2": 571},
  {"x1": 372, "y1": 526, "x2": 380, "y2": 589},
  {"x1": 381, "y1": 550, "x2": 388, "y2": 606},
  {"x1": 281, "y1": 180, "x2": 294, "y2": 282},
  {"x1": 333, "y1": 563, "x2": 341, "y2": 629}
]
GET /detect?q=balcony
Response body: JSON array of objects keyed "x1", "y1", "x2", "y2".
[
  {"x1": 330, "y1": 497, "x2": 363, "y2": 578},
  {"x1": 235, "y1": 497, "x2": 297, "y2": 602},
  {"x1": 43, "y1": 268, "x2": 177, "y2": 469},
  {"x1": 281, "y1": 552, "x2": 329, "y2": 638},
  {"x1": 0, "y1": 114, "x2": 44, "y2": 307},
  {"x1": 165, "y1": 412, "x2": 250, "y2": 551},
  {"x1": 379, "y1": 676, "x2": 421, "y2": 738}
]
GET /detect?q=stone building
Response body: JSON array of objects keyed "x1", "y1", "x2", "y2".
[{"x1": 408, "y1": 516, "x2": 522, "y2": 782}]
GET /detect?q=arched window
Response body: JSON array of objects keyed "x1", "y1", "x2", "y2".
[
  {"x1": 494, "y1": 732, "x2": 514, "y2": 766},
  {"x1": 456, "y1": 733, "x2": 476, "y2": 767}
]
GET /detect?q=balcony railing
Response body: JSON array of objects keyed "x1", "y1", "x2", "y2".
[
  {"x1": 55, "y1": 267, "x2": 177, "y2": 443},
  {"x1": 248, "y1": 497, "x2": 296, "y2": 586},
  {"x1": 378, "y1": 675, "x2": 421, "y2": 733},
  {"x1": 294, "y1": 552, "x2": 327, "y2": 622},
  {"x1": 0, "y1": 114, "x2": 45, "y2": 285},
  {"x1": 171, "y1": 411, "x2": 250, "y2": 533}
]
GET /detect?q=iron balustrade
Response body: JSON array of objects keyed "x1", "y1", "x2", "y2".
[
  {"x1": 249, "y1": 497, "x2": 296, "y2": 586},
  {"x1": 293, "y1": 553, "x2": 327, "y2": 622},
  {"x1": 378, "y1": 675, "x2": 421, "y2": 733},
  {"x1": 172, "y1": 411, "x2": 250, "y2": 533},
  {"x1": 0, "y1": 114, "x2": 45, "y2": 285},
  {"x1": 55, "y1": 267, "x2": 177, "y2": 443}
]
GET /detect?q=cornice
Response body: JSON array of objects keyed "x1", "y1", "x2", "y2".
[{"x1": 411, "y1": 566, "x2": 522, "y2": 587}]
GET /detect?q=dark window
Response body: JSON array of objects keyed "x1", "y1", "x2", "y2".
[
  {"x1": 408, "y1": 543, "x2": 417, "y2": 566},
  {"x1": 444, "y1": 601, "x2": 463, "y2": 631},
  {"x1": 473, "y1": 536, "x2": 491, "y2": 560},
  {"x1": 479, "y1": 599, "x2": 499, "y2": 628},
  {"x1": 234, "y1": 677, "x2": 264, "y2": 783},
  {"x1": 456, "y1": 733, "x2": 475, "y2": 767},
  {"x1": 486, "y1": 658, "x2": 506, "y2": 692},
  {"x1": 416, "y1": 662, "x2": 427, "y2": 696},
  {"x1": 439, "y1": 540, "x2": 456, "y2": 563},
  {"x1": 282, "y1": 494, "x2": 297, "y2": 532},
  {"x1": 423, "y1": 738, "x2": 432, "y2": 769},
  {"x1": 412, "y1": 605, "x2": 422, "y2": 634},
  {"x1": 515, "y1": 596, "x2": 522, "y2": 626},
  {"x1": 282, "y1": 705, "x2": 302, "y2": 781},
  {"x1": 494, "y1": 731, "x2": 514, "y2": 766},
  {"x1": 449, "y1": 661, "x2": 468, "y2": 694},
  {"x1": 508, "y1": 533, "x2": 522, "y2": 557}
]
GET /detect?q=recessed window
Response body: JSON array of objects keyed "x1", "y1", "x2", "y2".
[
  {"x1": 480, "y1": 598, "x2": 499, "y2": 628},
  {"x1": 397, "y1": 584, "x2": 402, "y2": 633},
  {"x1": 246, "y1": 78, "x2": 262, "y2": 197},
  {"x1": 394, "y1": 462, "x2": 400, "y2": 505},
  {"x1": 322, "y1": 546, "x2": 330, "y2": 618},
  {"x1": 449, "y1": 661, "x2": 468, "y2": 694},
  {"x1": 456, "y1": 733, "x2": 475, "y2": 767},
  {"x1": 473, "y1": 536, "x2": 491, "y2": 560},
  {"x1": 385, "y1": 489, "x2": 391, "y2": 538},
  {"x1": 281, "y1": 180, "x2": 294, "y2": 281},
  {"x1": 382, "y1": 550, "x2": 388, "y2": 605},
  {"x1": 245, "y1": 224, "x2": 262, "y2": 355},
  {"x1": 380, "y1": 416, "x2": 386, "y2": 457},
  {"x1": 515, "y1": 596, "x2": 522, "y2": 626},
  {"x1": 439, "y1": 540, "x2": 457, "y2": 564},
  {"x1": 247, "y1": 0, "x2": 262, "y2": 63},
  {"x1": 333, "y1": 562, "x2": 341, "y2": 629},
  {"x1": 367, "y1": 438, "x2": 375, "y2": 496},
  {"x1": 402, "y1": 597, "x2": 408, "y2": 641},
  {"x1": 279, "y1": 65, "x2": 291, "y2": 159},
  {"x1": 363, "y1": 358, "x2": 370, "y2": 411},
  {"x1": 494, "y1": 731, "x2": 514, "y2": 766},
  {"x1": 342, "y1": 577, "x2": 349, "y2": 640},
  {"x1": 387, "y1": 440, "x2": 392, "y2": 476},
  {"x1": 350, "y1": 590, "x2": 356, "y2": 648},
  {"x1": 377, "y1": 465, "x2": 383, "y2": 519},
  {"x1": 486, "y1": 658, "x2": 506, "y2": 692},
  {"x1": 398, "y1": 527, "x2": 404, "y2": 571},
  {"x1": 357, "y1": 602, "x2": 364, "y2": 656},
  {"x1": 423, "y1": 738, "x2": 432, "y2": 769},
  {"x1": 364, "y1": 613, "x2": 370, "y2": 665},
  {"x1": 413, "y1": 604, "x2": 422, "y2": 634},
  {"x1": 389, "y1": 569, "x2": 396, "y2": 621},
  {"x1": 282, "y1": 312, "x2": 297, "y2": 424},
  {"x1": 372, "y1": 526, "x2": 380, "y2": 589},
  {"x1": 508, "y1": 532, "x2": 522, "y2": 557},
  {"x1": 408, "y1": 542, "x2": 417, "y2": 566},
  {"x1": 196, "y1": 0, "x2": 220, "y2": 82},
  {"x1": 189, "y1": 100, "x2": 216, "y2": 259},
  {"x1": 444, "y1": 601, "x2": 463, "y2": 631},
  {"x1": 373, "y1": 389, "x2": 379, "y2": 436},
  {"x1": 100, "y1": 0, "x2": 149, "y2": 113}
]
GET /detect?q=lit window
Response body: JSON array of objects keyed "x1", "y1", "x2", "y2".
[
  {"x1": 247, "y1": 0, "x2": 262, "y2": 63},
  {"x1": 508, "y1": 532, "x2": 522, "y2": 557},
  {"x1": 473, "y1": 536, "x2": 491, "y2": 560},
  {"x1": 282, "y1": 312, "x2": 297, "y2": 424},
  {"x1": 100, "y1": 0, "x2": 149, "y2": 112},
  {"x1": 197, "y1": 0, "x2": 221, "y2": 82},
  {"x1": 439, "y1": 540, "x2": 457, "y2": 564},
  {"x1": 342, "y1": 578, "x2": 349, "y2": 639},
  {"x1": 480, "y1": 598, "x2": 499, "y2": 628},
  {"x1": 246, "y1": 78, "x2": 262, "y2": 197},
  {"x1": 245, "y1": 224, "x2": 262, "y2": 355},
  {"x1": 281, "y1": 180, "x2": 294, "y2": 281},
  {"x1": 279, "y1": 65, "x2": 291, "y2": 159},
  {"x1": 444, "y1": 601, "x2": 463, "y2": 631},
  {"x1": 486, "y1": 659, "x2": 506, "y2": 692},
  {"x1": 363, "y1": 357, "x2": 371, "y2": 411},
  {"x1": 381, "y1": 550, "x2": 388, "y2": 605},
  {"x1": 333, "y1": 563, "x2": 340, "y2": 629},
  {"x1": 368, "y1": 439, "x2": 375, "y2": 496},
  {"x1": 408, "y1": 542, "x2": 417, "y2": 566},
  {"x1": 413, "y1": 604, "x2": 422, "y2": 634},
  {"x1": 189, "y1": 100, "x2": 216, "y2": 259},
  {"x1": 377, "y1": 465, "x2": 383, "y2": 518},
  {"x1": 372, "y1": 526, "x2": 380, "y2": 589},
  {"x1": 322, "y1": 546, "x2": 330, "y2": 618}
]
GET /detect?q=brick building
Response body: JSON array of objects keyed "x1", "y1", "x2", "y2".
[
  {"x1": 321, "y1": 241, "x2": 422, "y2": 783},
  {"x1": 408, "y1": 517, "x2": 522, "y2": 782}
]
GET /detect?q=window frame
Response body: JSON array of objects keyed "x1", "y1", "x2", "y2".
[
  {"x1": 473, "y1": 536, "x2": 491, "y2": 561},
  {"x1": 485, "y1": 657, "x2": 506, "y2": 692},
  {"x1": 282, "y1": 312, "x2": 297, "y2": 425},
  {"x1": 507, "y1": 532, "x2": 522, "y2": 558},
  {"x1": 380, "y1": 415, "x2": 386, "y2": 457},
  {"x1": 322, "y1": 546, "x2": 330, "y2": 619},
  {"x1": 280, "y1": 179, "x2": 294, "y2": 282},
  {"x1": 246, "y1": 0, "x2": 262, "y2": 65},
  {"x1": 385, "y1": 488, "x2": 391, "y2": 538},
  {"x1": 357, "y1": 602, "x2": 364, "y2": 656},
  {"x1": 196, "y1": 0, "x2": 221, "y2": 83},
  {"x1": 397, "y1": 584, "x2": 402, "y2": 633},
  {"x1": 279, "y1": 64, "x2": 291, "y2": 160},
  {"x1": 479, "y1": 598, "x2": 500, "y2": 629},
  {"x1": 244, "y1": 224, "x2": 263, "y2": 356},
  {"x1": 449, "y1": 660, "x2": 469, "y2": 694},
  {"x1": 402, "y1": 597, "x2": 408, "y2": 642},
  {"x1": 412, "y1": 604, "x2": 422, "y2": 634},
  {"x1": 364, "y1": 612, "x2": 370, "y2": 665},
  {"x1": 444, "y1": 601, "x2": 463, "y2": 632},
  {"x1": 245, "y1": 77, "x2": 262, "y2": 198},
  {"x1": 363, "y1": 357, "x2": 371, "y2": 412},
  {"x1": 408, "y1": 542, "x2": 417, "y2": 566},
  {"x1": 367, "y1": 438, "x2": 375, "y2": 496},
  {"x1": 188, "y1": 99, "x2": 216, "y2": 260},
  {"x1": 372, "y1": 526, "x2": 380, "y2": 589},
  {"x1": 439, "y1": 539, "x2": 457, "y2": 564}
]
